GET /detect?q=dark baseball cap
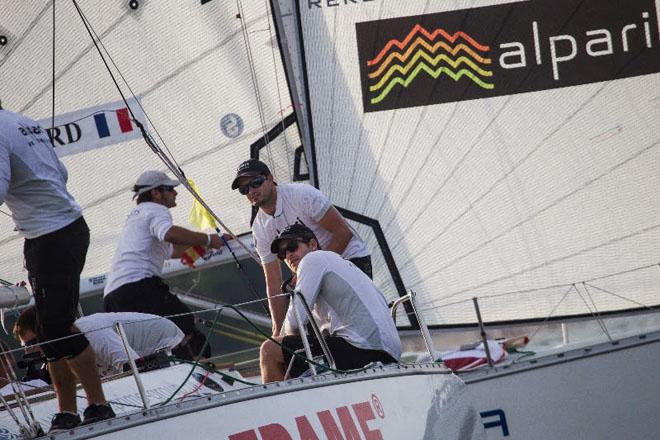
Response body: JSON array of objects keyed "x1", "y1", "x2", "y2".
[
  {"x1": 231, "y1": 159, "x2": 271, "y2": 190},
  {"x1": 270, "y1": 223, "x2": 317, "y2": 254}
]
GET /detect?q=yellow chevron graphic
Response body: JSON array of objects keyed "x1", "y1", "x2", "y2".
[
  {"x1": 369, "y1": 53, "x2": 492, "y2": 92},
  {"x1": 370, "y1": 64, "x2": 495, "y2": 104},
  {"x1": 368, "y1": 37, "x2": 491, "y2": 79}
]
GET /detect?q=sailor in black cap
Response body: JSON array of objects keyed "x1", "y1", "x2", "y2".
[
  {"x1": 232, "y1": 159, "x2": 371, "y2": 337},
  {"x1": 259, "y1": 224, "x2": 400, "y2": 382}
]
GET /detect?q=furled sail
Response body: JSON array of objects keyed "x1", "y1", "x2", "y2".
[
  {"x1": 290, "y1": 0, "x2": 660, "y2": 326},
  {"x1": 0, "y1": 1, "x2": 302, "y2": 287}
]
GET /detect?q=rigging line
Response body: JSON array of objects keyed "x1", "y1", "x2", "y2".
[
  {"x1": 236, "y1": 0, "x2": 268, "y2": 141},
  {"x1": 19, "y1": 9, "x2": 132, "y2": 115},
  {"x1": 410, "y1": 222, "x2": 660, "y2": 302},
  {"x1": 418, "y1": 262, "x2": 660, "y2": 312},
  {"x1": 323, "y1": 5, "x2": 342, "y2": 197},
  {"x1": 71, "y1": 2, "x2": 181, "y2": 173},
  {"x1": 401, "y1": 138, "x2": 660, "y2": 273},
  {"x1": 575, "y1": 283, "x2": 612, "y2": 341},
  {"x1": 0, "y1": 1, "x2": 52, "y2": 71},
  {"x1": 60, "y1": 124, "x2": 268, "y2": 216},
  {"x1": 51, "y1": 0, "x2": 56, "y2": 133},
  {"x1": 528, "y1": 284, "x2": 576, "y2": 343},
  {"x1": 583, "y1": 282, "x2": 656, "y2": 311},
  {"x1": 262, "y1": 0, "x2": 292, "y2": 180},
  {"x1": 70, "y1": 1, "x2": 258, "y2": 260},
  {"x1": 582, "y1": 283, "x2": 614, "y2": 340}
]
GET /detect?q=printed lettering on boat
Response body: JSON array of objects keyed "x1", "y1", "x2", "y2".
[
  {"x1": 481, "y1": 409, "x2": 510, "y2": 437},
  {"x1": 37, "y1": 97, "x2": 146, "y2": 157},
  {"x1": 227, "y1": 394, "x2": 385, "y2": 439},
  {"x1": 356, "y1": 0, "x2": 660, "y2": 111}
]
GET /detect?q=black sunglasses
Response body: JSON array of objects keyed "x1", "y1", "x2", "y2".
[
  {"x1": 277, "y1": 239, "x2": 306, "y2": 260},
  {"x1": 157, "y1": 185, "x2": 176, "y2": 192},
  {"x1": 238, "y1": 175, "x2": 267, "y2": 195}
]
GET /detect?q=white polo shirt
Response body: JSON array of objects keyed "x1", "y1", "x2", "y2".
[
  {"x1": 0, "y1": 110, "x2": 81, "y2": 238},
  {"x1": 252, "y1": 183, "x2": 369, "y2": 265},
  {"x1": 76, "y1": 312, "x2": 184, "y2": 375},
  {"x1": 104, "y1": 202, "x2": 174, "y2": 295},
  {"x1": 283, "y1": 250, "x2": 402, "y2": 360}
]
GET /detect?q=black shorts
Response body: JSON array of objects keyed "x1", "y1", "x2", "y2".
[
  {"x1": 281, "y1": 333, "x2": 395, "y2": 378},
  {"x1": 24, "y1": 216, "x2": 90, "y2": 360},
  {"x1": 103, "y1": 276, "x2": 196, "y2": 336},
  {"x1": 349, "y1": 256, "x2": 372, "y2": 279}
]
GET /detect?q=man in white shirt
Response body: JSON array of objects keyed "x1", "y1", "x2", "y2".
[
  {"x1": 104, "y1": 170, "x2": 225, "y2": 359},
  {"x1": 14, "y1": 306, "x2": 184, "y2": 376},
  {"x1": 0, "y1": 108, "x2": 113, "y2": 431},
  {"x1": 259, "y1": 224, "x2": 401, "y2": 383},
  {"x1": 231, "y1": 159, "x2": 371, "y2": 336}
]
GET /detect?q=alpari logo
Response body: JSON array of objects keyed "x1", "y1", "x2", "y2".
[
  {"x1": 366, "y1": 24, "x2": 494, "y2": 105},
  {"x1": 356, "y1": 0, "x2": 660, "y2": 112}
]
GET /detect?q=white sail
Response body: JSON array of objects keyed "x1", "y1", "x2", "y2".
[
  {"x1": 292, "y1": 0, "x2": 660, "y2": 325},
  {"x1": 0, "y1": 1, "x2": 301, "y2": 286}
]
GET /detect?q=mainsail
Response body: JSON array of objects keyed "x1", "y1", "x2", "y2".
[
  {"x1": 0, "y1": 1, "x2": 302, "y2": 288},
  {"x1": 290, "y1": 0, "x2": 660, "y2": 326}
]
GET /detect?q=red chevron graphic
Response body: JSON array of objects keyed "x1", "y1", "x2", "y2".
[{"x1": 367, "y1": 23, "x2": 490, "y2": 67}]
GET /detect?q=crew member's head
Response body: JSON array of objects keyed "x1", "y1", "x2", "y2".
[
  {"x1": 132, "y1": 170, "x2": 180, "y2": 208},
  {"x1": 13, "y1": 306, "x2": 40, "y2": 355},
  {"x1": 231, "y1": 159, "x2": 275, "y2": 208},
  {"x1": 270, "y1": 223, "x2": 319, "y2": 272}
]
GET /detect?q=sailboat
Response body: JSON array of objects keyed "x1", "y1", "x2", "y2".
[{"x1": 1, "y1": 0, "x2": 660, "y2": 438}]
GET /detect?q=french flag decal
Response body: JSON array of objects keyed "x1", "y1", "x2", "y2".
[
  {"x1": 94, "y1": 108, "x2": 133, "y2": 138},
  {"x1": 38, "y1": 97, "x2": 146, "y2": 158}
]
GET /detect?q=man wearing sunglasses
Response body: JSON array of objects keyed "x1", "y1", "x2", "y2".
[
  {"x1": 259, "y1": 224, "x2": 401, "y2": 382},
  {"x1": 231, "y1": 159, "x2": 371, "y2": 337},
  {"x1": 103, "y1": 170, "x2": 224, "y2": 359}
]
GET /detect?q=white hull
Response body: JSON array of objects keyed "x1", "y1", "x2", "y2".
[{"x1": 1, "y1": 330, "x2": 658, "y2": 439}]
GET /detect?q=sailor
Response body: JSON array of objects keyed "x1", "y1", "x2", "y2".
[
  {"x1": 232, "y1": 159, "x2": 371, "y2": 336},
  {"x1": 259, "y1": 224, "x2": 401, "y2": 383},
  {"x1": 14, "y1": 306, "x2": 185, "y2": 376},
  {"x1": 0, "y1": 106, "x2": 114, "y2": 431},
  {"x1": 103, "y1": 170, "x2": 224, "y2": 359}
]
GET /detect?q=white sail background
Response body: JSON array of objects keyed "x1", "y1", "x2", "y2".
[
  {"x1": 0, "y1": 1, "x2": 300, "y2": 286},
  {"x1": 294, "y1": 0, "x2": 660, "y2": 325}
]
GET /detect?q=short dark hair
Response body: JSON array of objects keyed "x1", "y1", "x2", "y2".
[
  {"x1": 13, "y1": 306, "x2": 37, "y2": 341},
  {"x1": 136, "y1": 189, "x2": 154, "y2": 204}
]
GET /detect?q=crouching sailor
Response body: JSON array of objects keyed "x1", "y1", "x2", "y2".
[
  {"x1": 259, "y1": 224, "x2": 402, "y2": 383},
  {"x1": 0, "y1": 106, "x2": 114, "y2": 431},
  {"x1": 14, "y1": 306, "x2": 185, "y2": 376}
]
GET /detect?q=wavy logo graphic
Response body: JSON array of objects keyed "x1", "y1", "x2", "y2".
[{"x1": 366, "y1": 24, "x2": 494, "y2": 105}]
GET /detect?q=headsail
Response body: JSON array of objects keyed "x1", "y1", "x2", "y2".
[
  {"x1": 0, "y1": 1, "x2": 302, "y2": 285},
  {"x1": 291, "y1": 0, "x2": 660, "y2": 326}
]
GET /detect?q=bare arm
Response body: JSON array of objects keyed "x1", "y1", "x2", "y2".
[
  {"x1": 164, "y1": 226, "x2": 224, "y2": 257},
  {"x1": 317, "y1": 206, "x2": 353, "y2": 254},
  {"x1": 263, "y1": 259, "x2": 288, "y2": 336}
]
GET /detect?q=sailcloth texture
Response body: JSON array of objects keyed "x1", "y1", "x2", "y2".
[
  {"x1": 0, "y1": 1, "x2": 301, "y2": 285},
  {"x1": 290, "y1": 0, "x2": 660, "y2": 326}
]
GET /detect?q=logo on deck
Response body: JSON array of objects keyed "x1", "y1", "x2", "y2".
[{"x1": 356, "y1": 0, "x2": 660, "y2": 112}]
